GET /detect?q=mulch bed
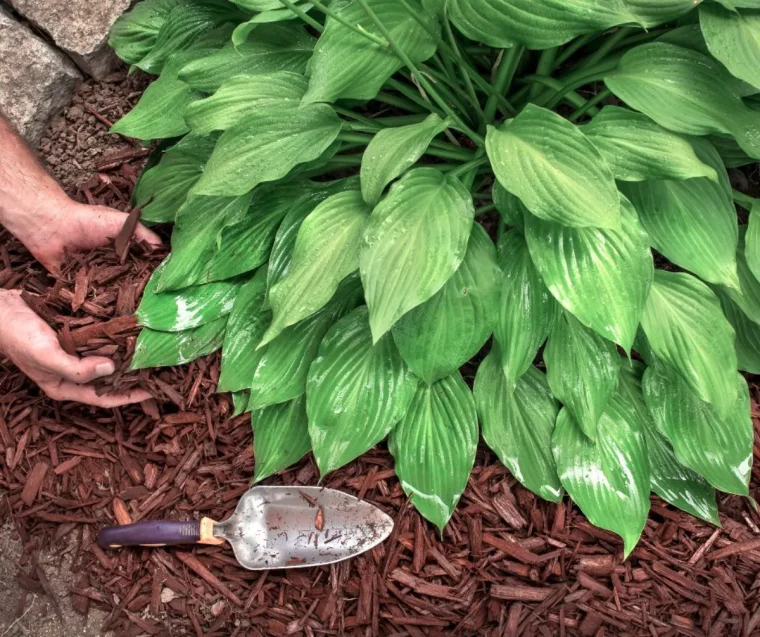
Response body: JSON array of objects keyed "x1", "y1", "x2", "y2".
[{"x1": 2, "y1": 71, "x2": 760, "y2": 637}]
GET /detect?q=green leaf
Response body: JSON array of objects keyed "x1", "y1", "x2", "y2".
[
  {"x1": 709, "y1": 135, "x2": 757, "y2": 168},
  {"x1": 583, "y1": 106, "x2": 718, "y2": 182},
  {"x1": 389, "y1": 372, "x2": 478, "y2": 531},
  {"x1": 184, "y1": 72, "x2": 308, "y2": 135},
  {"x1": 474, "y1": 352, "x2": 563, "y2": 502},
  {"x1": 133, "y1": 133, "x2": 217, "y2": 223},
  {"x1": 252, "y1": 396, "x2": 311, "y2": 482},
  {"x1": 262, "y1": 191, "x2": 370, "y2": 346},
  {"x1": 108, "y1": 0, "x2": 177, "y2": 65},
  {"x1": 544, "y1": 312, "x2": 621, "y2": 440},
  {"x1": 620, "y1": 139, "x2": 740, "y2": 289},
  {"x1": 643, "y1": 363, "x2": 752, "y2": 496},
  {"x1": 307, "y1": 306, "x2": 418, "y2": 475},
  {"x1": 746, "y1": 206, "x2": 760, "y2": 282},
  {"x1": 178, "y1": 23, "x2": 315, "y2": 92},
  {"x1": 232, "y1": 0, "x2": 287, "y2": 11},
  {"x1": 136, "y1": 261, "x2": 243, "y2": 332},
  {"x1": 492, "y1": 182, "x2": 524, "y2": 229},
  {"x1": 605, "y1": 43, "x2": 760, "y2": 159},
  {"x1": 640, "y1": 270, "x2": 737, "y2": 419},
  {"x1": 136, "y1": 3, "x2": 235, "y2": 74},
  {"x1": 218, "y1": 268, "x2": 269, "y2": 393},
  {"x1": 360, "y1": 114, "x2": 449, "y2": 206},
  {"x1": 156, "y1": 194, "x2": 252, "y2": 292},
  {"x1": 700, "y1": 3, "x2": 760, "y2": 89},
  {"x1": 231, "y1": 6, "x2": 315, "y2": 48},
  {"x1": 486, "y1": 105, "x2": 621, "y2": 229},
  {"x1": 552, "y1": 390, "x2": 650, "y2": 558},
  {"x1": 302, "y1": 0, "x2": 438, "y2": 104},
  {"x1": 131, "y1": 317, "x2": 227, "y2": 370},
  {"x1": 248, "y1": 278, "x2": 362, "y2": 410},
  {"x1": 618, "y1": 362, "x2": 719, "y2": 526},
  {"x1": 192, "y1": 105, "x2": 344, "y2": 197},
  {"x1": 493, "y1": 229, "x2": 556, "y2": 387},
  {"x1": 624, "y1": 0, "x2": 704, "y2": 27},
  {"x1": 721, "y1": 226, "x2": 760, "y2": 323},
  {"x1": 231, "y1": 390, "x2": 250, "y2": 416},
  {"x1": 392, "y1": 224, "x2": 500, "y2": 384},
  {"x1": 525, "y1": 198, "x2": 653, "y2": 351},
  {"x1": 448, "y1": 0, "x2": 637, "y2": 49},
  {"x1": 360, "y1": 167, "x2": 474, "y2": 342},
  {"x1": 717, "y1": 288, "x2": 760, "y2": 373},
  {"x1": 713, "y1": 0, "x2": 760, "y2": 9}
]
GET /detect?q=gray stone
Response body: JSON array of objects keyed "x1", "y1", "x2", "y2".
[
  {"x1": 0, "y1": 8, "x2": 81, "y2": 144},
  {"x1": 8, "y1": 0, "x2": 132, "y2": 79}
]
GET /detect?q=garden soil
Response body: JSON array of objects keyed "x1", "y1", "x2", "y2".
[{"x1": 1, "y1": 68, "x2": 760, "y2": 637}]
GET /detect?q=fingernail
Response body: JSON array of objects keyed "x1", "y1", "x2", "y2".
[{"x1": 96, "y1": 362, "x2": 116, "y2": 377}]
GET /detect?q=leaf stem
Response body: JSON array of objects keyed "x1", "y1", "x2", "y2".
[
  {"x1": 582, "y1": 27, "x2": 633, "y2": 69},
  {"x1": 484, "y1": 46, "x2": 524, "y2": 124},
  {"x1": 279, "y1": 0, "x2": 324, "y2": 31},
  {"x1": 354, "y1": 0, "x2": 484, "y2": 146},
  {"x1": 529, "y1": 47, "x2": 557, "y2": 98},
  {"x1": 308, "y1": 0, "x2": 389, "y2": 47},
  {"x1": 448, "y1": 154, "x2": 488, "y2": 178},
  {"x1": 569, "y1": 87, "x2": 610, "y2": 121},
  {"x1": 733, "y1": 189, "x2": 758, "y2": 210}
]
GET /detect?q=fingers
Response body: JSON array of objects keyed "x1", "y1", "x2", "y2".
[
  {"x1": 45, "y1": 352, "x2": 117, "y2": 384},
  {"x1": 42, "y1": 380, "x2": 152, "y2": 408},
  {"x1": 134, "y1": 222, "x2": 162, "y2": 248}
]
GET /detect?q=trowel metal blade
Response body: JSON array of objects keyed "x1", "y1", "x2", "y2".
[{"x1": 214, "y1": 486, "x2": 394, "y2": 570}]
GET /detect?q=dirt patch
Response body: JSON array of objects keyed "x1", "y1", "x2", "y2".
[{"x1": 0, "y1": 522, "x2": 111, "y2": 637}]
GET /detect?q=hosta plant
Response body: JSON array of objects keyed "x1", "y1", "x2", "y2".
[{"x1": 111, "y1": 0, "x2": 760, "y2": 556}]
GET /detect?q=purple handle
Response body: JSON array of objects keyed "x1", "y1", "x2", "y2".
[{"x1": 98, "y1": 520, "x2": 201, "y2": 549}]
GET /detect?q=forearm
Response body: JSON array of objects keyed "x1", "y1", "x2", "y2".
[{"x1": 0, "y1": 115, "x2": 70, "y2": 240}]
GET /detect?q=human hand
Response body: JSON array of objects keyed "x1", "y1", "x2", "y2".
[
  {"x1": 0, "y1": 289, "x2": 151, "y2": 407},
  {"x1": 15, "y1": 200, "x2": 161, "y2": 274}
]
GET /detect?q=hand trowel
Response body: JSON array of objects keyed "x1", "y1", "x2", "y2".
[{"x1": 98, "y1": 486, "x2": 394, "y2": 569}]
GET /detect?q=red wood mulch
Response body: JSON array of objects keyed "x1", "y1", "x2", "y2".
[{"x1": 2, "y1": 151, "x2": 760, "y2": 637}]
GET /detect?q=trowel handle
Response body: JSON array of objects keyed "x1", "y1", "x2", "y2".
[{"x1": 98, "y1": 517, "x2": 223, "y2": 549}]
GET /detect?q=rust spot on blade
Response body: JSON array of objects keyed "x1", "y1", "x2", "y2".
[{"x1": 315, "y1": 506, "x2": 324, "y2": 532}]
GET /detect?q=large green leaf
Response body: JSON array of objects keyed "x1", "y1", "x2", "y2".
[
  {"x1": 136, "y1": 3, "x2": 241, "y2": 74},
  {"x1": 709, "y1": 135, "x2": 757, "y2": 168},
  {"x1": 389, "y1": 372, "x2": 478, "y2": 531},
  {"x1": 192, "y1": 105, "x2": 343, "y2": 197},
  {"x1": 492, "y1": 182, "x2": 525, "y2": 230},
  {"x1": 108, "y1": 0, "x2": 177, "y2": 65},
  {"x1": 618, "y1": 362, "x2": 719, "y2": 526},
  {"x1": 493, "y1": 228, "x2": 556, "y2": 388},
  {"x1": 133, "y1": 134, "x2": 217, "y2": 223},
  {"x1": 525, "y1": 199, "x2": 653, "y2": 351},
  {"x1": 448, "y1": 0, "x2": 637, "y2": 49},
  {"x1": 231, "y1": 3, "x2": 316, "y2": 48},
  {"x1": 640, "y1": 270, "x2": 737, "y2": 419},
  {"x1": 620, "y1": 139, "x2": 739, "y2": 289},
  {"x1": 307, "y1": 307, "x2": 418, "y2": 476},
  {"x1": 545, "y1": 312, "x2": 620, "y2": 440},
  {"x1": 218, "y1": 269, "x2": 269, "y2": 393},
  {"x1": 643, "y1": 364, "x2": 752, "y2": 496},
  {"x1": 721, "y1": 225, "x2": 760, "y2": 324},
  {"x1": 624, "y1": 0, "x2": 704, "y2": 27},
  {"x1": 184, "y1": 72, "x2": 309, "y2": 135},
  {"x1": 700, "y1": 3, "x2": 760, "y2": 89},
  {"x1": 713, "y1": 0, "x2": 760, "y2": 9},
  {"x1": 552, "y1": 390, "x2": 650, "y2": 558},
  {"x1": 360, "y1": 114, "x2": 449, "y2": 206},
  {"x1": 208, "y1": 184, "x2": 318, "y2": 284},
  {"x1": 605, "y1": 43, "x2": 760, "y2": 159},
  {"x1": 302, "y1": 0, "x2": 438, "y2": 104},
  {"x1": 252, "y1": 396, "x2": 311, "y2": 482},
  {"x1": 248, "y1": 279, "x2": 362, "y2": 410},
  {"x1": 155, "y1": 194, "x2": 252, "y2": 293},
  {"x1": 178, "y1": 23, "x2": 315, "y2": 92},
  {"x1": 131, "y1": 317, "x2": 227, "y2": 370},
  {"x1": 486, "y1": 105, "x2": 621, "y2": 229},
  {"x1": 391, "y1": 224, "x2": 499, "y2": 384},
  {"x1": 474, "y1": 352, "x2": 563, "y2": 502},
  {"x1": 136, "y1": 261, "x2": 243, "y2": 332},
  {"x1": 582, "y1": 106, "x2": 718, "y2": 182},
  {"x1": 262, "y1": 191, "x2": 370, "y2": 346},
  {"x1": 746, "y1": 207, "x2": 760, "y2": 282},
  {"x1": 360, "y1": 168, "x2": 474, "y2": 342},
  {"x1": 717, "y1": 289, "x2": 760, "y2": 373}
]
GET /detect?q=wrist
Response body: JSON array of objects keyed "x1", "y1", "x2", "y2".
[{"x1": 1, "y1": 195, "x2": 75, "y2": 254}]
